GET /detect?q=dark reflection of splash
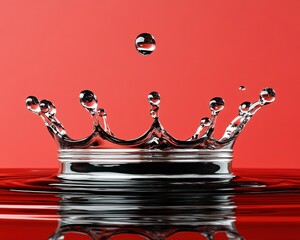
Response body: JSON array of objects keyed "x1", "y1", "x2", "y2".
[
  {"x1": 50, "y1": 178, "x2": 242, "y2": 240},
  {"x1": 0, "y1": 169, "x2": 300, "y2": 239},
  {"x1": 50, "y1": 170, "x2": 300, "y2": 240}
]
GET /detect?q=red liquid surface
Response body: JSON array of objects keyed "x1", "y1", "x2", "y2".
[{"x1": 0, "y1": 169, "x2": 299, "y2": 240}]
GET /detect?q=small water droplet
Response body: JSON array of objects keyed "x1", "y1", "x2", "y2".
[
  {"x1": 40, "y1": 100, "x2": 50, "y2": 114},
  {"x1": 26, "y1": 96, "x2": 40, "y2": 114},
  {"x1": 80, "y1": 90, "x2": 98, "y2": 113},
  {"x1": 260, "y1": 87, "x2": 276, "y2": 104},
  {"x1": 209, "y1": 97, "x2": 225, "y2": 114},
  {"x1": 48, "y1": 101, "x2": 56, "y2": 116},
  {"x1": 40, "y1": 100, "x2": 57, "y2": 117},
  {"x1": 135, "y1": 33, "x2": 156, "y2": 55},
  {"x1": 148, "y1": 91, "x2": 160, "y2": 106},
  {"x1": 98, "y1": 108, "x2": 106, "y2": 117},
  {"x1": 239, "y1": 101, "x2": 251, "y2": 114},
  {"x1": 191, "y1": 117, "x2": 212, "y2": 139},
  {"x1": 200, "y1": 117, "x2": 212, "y2": 127},
  {"x1": 239, "y1": 86, "x2": 246, "y2": 91},
  {"x1": 150, "y1": 107, "x2": 159, "y2": 119}
]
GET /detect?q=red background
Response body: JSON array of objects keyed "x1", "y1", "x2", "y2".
[{"x1": 0, "y1": 0, "x2": 299, "y2": 169}]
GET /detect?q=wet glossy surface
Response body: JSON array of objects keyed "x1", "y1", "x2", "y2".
[{"x1": 0, "y1": 169, "x2": 299, "y2": 239}]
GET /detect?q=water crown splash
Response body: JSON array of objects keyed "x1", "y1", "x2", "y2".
[{"x1": 26, "y1": 88, "x2": 276, "y2": 150}]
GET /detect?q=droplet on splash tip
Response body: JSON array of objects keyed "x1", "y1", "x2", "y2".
[
  {"x1": 79, "y1": 90, "x2": 98, "y2": 112},
  {"x1": 40, "y1": 100, "x2": 56, "y2": 116},
  {"x1": 239, "y1": 101, "x2": 251, "y2": 114},
  {"x1": 135, "y1": 33, "x2": 156, "y2": 56},
  {"x1": 209, "y1": 97, "x2": 225, "y2": 113},
  {"x1": 148, "y1": 91, "x2": 160, "y2": 106},
  {"x1": 200, "y1": 117, "x2": 211, "y2": 127},
  {"x1": 26, "y1": 96, "x2": 40, "y2": 114},
  {"x1": 259, "y1": 87, "x2": 276, "y2": 104},
  {"x1": 40, "y1": 100, "x2": 51, "y2": 114},
  {"x1": 98, "y1": 108, "x2": 107, "y2": 117},
  {"x1": 47, "y1": 101, "x2": 57, "y2": 116},
  {"x1": 239, "y1": 86, "x2": 246, "y2": 91}
]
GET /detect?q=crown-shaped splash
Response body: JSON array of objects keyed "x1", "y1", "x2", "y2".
[{"x1": 25, "y1": 88, "x2": 275, "y2": 150}]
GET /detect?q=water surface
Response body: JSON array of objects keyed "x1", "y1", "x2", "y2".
[{"x1": 0, "y1": 168, "x2": 299, "y2": 239}]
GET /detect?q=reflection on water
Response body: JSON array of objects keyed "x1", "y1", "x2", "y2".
[
  {"x1": 0, "y1": 169, "x2": 300, "y2": 239},
  {"x1": 51, "y1": 179, "x2": 241, "y2": 240}
]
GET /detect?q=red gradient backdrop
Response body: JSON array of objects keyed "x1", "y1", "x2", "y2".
[{"x1": 0, "y1": 0, "x2": 299, "y2": 169}]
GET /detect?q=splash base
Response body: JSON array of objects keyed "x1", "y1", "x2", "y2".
[{"x1": 58, "y1": 149, "x2": 233, "y2": 180}]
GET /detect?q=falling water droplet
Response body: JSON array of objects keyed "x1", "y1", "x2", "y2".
[
  {"x1": 80, "y1": 90, "x2": 98, "y2": 113},
  {"x1": 239, "y1": 101, "x2": 251, "y2": 114},
  {"x1": 135, "y1": 33, "x2": 156, "y2": 55},
  {"x1": 148, "y1": 91, "x2": 160, "y2": 106},
  {"x1": 209, "y1": 97, "x2": 225, "y2": 114},
  {"x1": 260, "y1": 87, "x2": 276, "y2": 105},
  {"x1": 26, "y1": 96, "x2": 41, "y2": 114},
  {"x1": 239, "y1": 86, "x2": 246, "y2": 91}
]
